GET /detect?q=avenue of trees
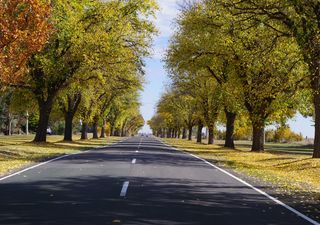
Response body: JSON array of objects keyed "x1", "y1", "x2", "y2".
[
  {"x1": 148, "y1": 0, "x2": 320, "y2": 158},
  {"x1": 0, "y1": 0, "x2": 157, "y2": 142}
]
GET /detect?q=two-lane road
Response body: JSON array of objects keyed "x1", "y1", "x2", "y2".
[{"x1": 0, "y1": 137, "x2": 317, "y2": 225}]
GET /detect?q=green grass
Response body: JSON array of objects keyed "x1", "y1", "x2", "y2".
[
  {"x1": 0, "y1": 134, "x2": 123, "y2": 176},
  {"x1": 163, "y1": 138, "x2": 320, "y2": 197}
]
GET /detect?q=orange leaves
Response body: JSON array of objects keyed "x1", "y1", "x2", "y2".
[{"x1": 0, "y1": 0, "x2": 52, "y2": 84}]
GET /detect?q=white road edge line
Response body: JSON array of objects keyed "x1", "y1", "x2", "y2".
[
  {"x1": 0, "y1": 138, "x2": 127, "y2": 182},
  {"x1": 120, "y1": 181, "x2": 130, "y2": 197},
  {"x1": 132, "y1": 158, "x2": 136, "y2": 164},
  {"x1": 159, "y1": 140, "x2": 320, "y2": 225},
  {"x1": 0, "y1": 153, "x2": 75, "y2": 181}
]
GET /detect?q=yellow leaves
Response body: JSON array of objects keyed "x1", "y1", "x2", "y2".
[
  {"x1": 0, "y1": 135, "x2": 123, "y2": 176},
  {"x1": 164, "y1": 138, "x2": 320, "y2": 194}
]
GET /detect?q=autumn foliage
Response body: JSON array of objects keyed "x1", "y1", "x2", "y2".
[{"x1": 0, "y1": 0, "x2": 51, "y2": 84}]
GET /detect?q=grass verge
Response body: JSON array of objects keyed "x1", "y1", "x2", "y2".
[
  {"x1": 0, "y1": 134, "x2": 123, "y2": 176},
  {"x1": 163, "y1": 138, "x2": 320, "y2": 197}
]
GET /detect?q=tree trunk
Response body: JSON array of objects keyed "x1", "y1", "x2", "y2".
[
  {"x1": 161, "y1": 128, "x2": 165, "y2": 138},
  {"x1": 34, "y1": 100, "x2": 53, "y2": 142},
  {"x1": 188, "y1": 125, "x2": 192, "y2": 141},
  {"x1": 121, "y1": 120, "x2": 127, "y2": 137},
  {"x1": 182, "y1": 128, "x2": 187, "y2": 139},
  {"x1": 166, "y1": 128, "x2": 171, "y2": 138},
  {"x1": 224, "y1": 110, "x2": 236, "y2": 149},
  {"x1": 64, "y1": 113, "x2": 73, "y2": 141},
  {"x1": 313, "y1": 90, "x2": 320, "y2": 158},
  {"x1": 121, "y1": 126, "x2": 125, "y2": 137},
  {"x1": 100, "y1": 119, "x2": 106, "y2": 138},
  {"x1": 114, "y1": 128, "x2": 120, "y2": 136},
  {"x1": 177, "y1": 129, "x2": 181, "y2": 139},
  {"x1": 251, "y1": 124, "x2": 265, "y2": 152},
  {"x1": 92, "y1": 121, "x2": 98, "y2": 139},
  {"x1": 10, "y1": 113, "x2": 13, "y2": 135},
  {"x1": 8, "y1": 113, "x2": 12, "y2": 136},
  {"x1": 62, "y1": 93, "x2": 81, "y2": 142},
  {"x1": 208, "y1": 125, "x2": 214, "y2": 144},
  {"x1": 312, "y1": 56, "x2": 320, "y2": 158},
  {"x1": 197, "y1": 122, "x2": 203, "y2": 143},
  {"x1": 110, "y1": 125, "x2": 114, "y2": 136},
  {"x1": 81, "y1": 122, "x2": 88, "y2": 140}
]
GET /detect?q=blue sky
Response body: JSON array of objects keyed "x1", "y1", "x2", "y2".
[
  {"x1": 139, "y1": 0, "x2": 315, "y2": 139},
  {"x1": 140, "y1": 0, "x2": 177, "y2": 134}
]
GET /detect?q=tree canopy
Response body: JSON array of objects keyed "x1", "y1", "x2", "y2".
[
  {"x1": 0, "y1": 0, "x2": 52, "y2": 84},
  {"x1": 0, "y1": 0, "x2": 157, "y2": 142},
  {"x1": 150, "y1": 0, "x2": 313, "y2": 155}
]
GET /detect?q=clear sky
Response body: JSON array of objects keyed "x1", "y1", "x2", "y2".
[{"x1": 139, "y1": 0, "x2": 315, "y2": 139}]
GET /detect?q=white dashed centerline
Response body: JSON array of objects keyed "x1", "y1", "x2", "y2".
[
  {"x1": 132, "y1": 158, "x2": 136, "y2": 164},
  {"x1": 120, "y1": 181, "x2": 130, "y2": 197}
]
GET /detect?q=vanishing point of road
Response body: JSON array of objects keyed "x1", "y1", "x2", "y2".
[{"x1": 0, "y1": 137, "x2": 318, "y2": 225}]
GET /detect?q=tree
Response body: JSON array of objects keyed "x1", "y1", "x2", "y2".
[
  {"x1": 148, "y1": 114, "x2": 166, "y2": 137},
  {"x1": 12, "y1": 0, "x2": 156, "y2": 142},
  {"x1": 125, "y1": 114, "x2": 145, "y2": 136},
  {"x1": 224, "y1": 0, "x2": 320, "y2": 156},
  {"x1": 106, "y1": 92, "x2": 142, "y2": 137},
  {"x1": 0, "y1": 0, "x2": 51, "y2": 84},
  {"x1": 273, "y1": 125, "x2": 303, "y2": 143},
  {"x1": 165, "y1": 0, "x2": 307, "y2": 151},
  {"x1": 57, "y1": 87, "x2": 82, "y2": 141},
  {"x1": 165, "y1": 1, "x2": 240, "y2": 148},
  {"x1": 157, "y1": 89, "x2": 197, "y2": 140},
  {"x1": 168, "y1": 69, "x2": 223, "y2": 144}
]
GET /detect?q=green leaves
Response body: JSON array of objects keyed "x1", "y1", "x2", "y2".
[
  {"x1": 155, "y1": 0, "x2": 312, "y2": 151},
  {"x1": 3, "y1": 0, "x2": 157, "y2": 142}
]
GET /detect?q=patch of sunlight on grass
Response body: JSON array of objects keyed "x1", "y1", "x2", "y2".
[
  {"x1": 163, "y1": 138, "x2": 320, "y2": 195},
  {"x1": 0, "y1": 134, "x2": 124, "y2": 176}
]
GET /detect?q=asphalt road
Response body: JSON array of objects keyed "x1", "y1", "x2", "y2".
[{"x1": 0, "y1": 137, "x2": 317, "y2": 225}]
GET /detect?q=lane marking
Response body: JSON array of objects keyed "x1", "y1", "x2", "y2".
[
  {"x1": 120, "y1": 181, "x2": 130, "y2": 197},
  {"x1": 163, "y1": 142, "x2": 320, "y2": 225},
  {"x1": 132, "y1": 158, "x2": 136, "y2": 164},
  {"x1": 135, "y1": 150, "x2": 139, "y2": 153},
  {"x1": 0, "y1": 138, "x2": 128, "y2": 182},
  {"x1": 0, "y1": 154, "x2": 74, "y2": 181}
]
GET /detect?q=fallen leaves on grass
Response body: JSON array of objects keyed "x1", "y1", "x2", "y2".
[
  {"x1": 0, "y1": 135, "x2": 123, "y2": 176},
  {"x1": 163, "y1": 138, "x2": 320, "y2": 195}
]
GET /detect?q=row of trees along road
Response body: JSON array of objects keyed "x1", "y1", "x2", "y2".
[
  {"x1": 0, "y1": 0, "x2": 158, "y2": 142},
  {"x1": 148, "y1": 0, "x2": 320, "y2": 158}
]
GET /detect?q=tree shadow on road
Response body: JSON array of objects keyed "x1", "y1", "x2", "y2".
[{"x1": 0, "y1": 174, "x2": 318, "y2": 225}]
